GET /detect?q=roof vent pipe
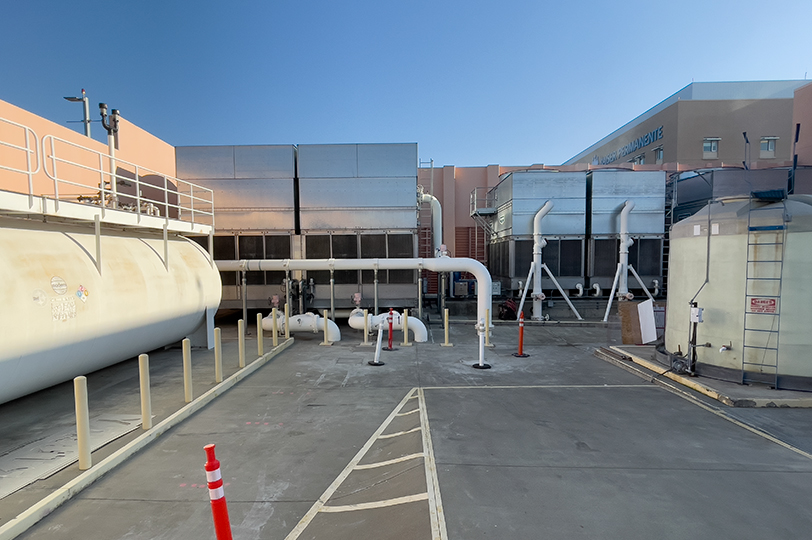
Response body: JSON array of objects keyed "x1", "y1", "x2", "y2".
[
  {"x1": 532, "y1": 201, "x2": 554, "y2": 320},
  {"x1": 421, "y1": 193, "x2": 443, "y2": 256},
  {"x1": 619, "y1": 200, "x2": 635, "y2": 297}
]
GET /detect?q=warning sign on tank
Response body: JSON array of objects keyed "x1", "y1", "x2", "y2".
[{"x1": 750, "y1": 298, "x2": 777, "y2": 313}]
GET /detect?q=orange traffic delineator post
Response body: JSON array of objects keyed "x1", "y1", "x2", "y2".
[
  {"x1": 204, "y1": 444, "x2": 233, "y2": 540},
  {"x1": 512, "y1": 312, "x2": 529, "y2": 358}
]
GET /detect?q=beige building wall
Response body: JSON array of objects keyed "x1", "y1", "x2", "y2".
[
  {"x1": 573, "y1": 105, "x2": 679, "y2": 167},
  {"x1": 793, "y1": 82, "x2": 812, "y2": 166},
  {"x1": 419, "y1": 164, "x2": 522, "y2": 258},
  {"x1": 0, "y1": 98, "x2": 176, "y2": 198},
  {"x1": 676, "y1": 99, "x2": 794, "y2": 167}
]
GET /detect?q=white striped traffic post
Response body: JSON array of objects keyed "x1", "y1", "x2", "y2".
[{"x1": 204, "y1": 444, "x2": 233, "y2": 540}]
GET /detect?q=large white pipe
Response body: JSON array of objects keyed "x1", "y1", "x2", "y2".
[
  {"x1": 347, "y1": 308, "x2": 428, "y2": 342},
  {"x1": 421, "y1": 193, "x2": 443, "y2": 255},
  {"x1": 619, "y1": 200, "x2": 635, "y2": 296},
  {"x1": 218, "y1": 257, "x2": 492, "y2": 328},
  {"x1": 262, "y1": 312, "x2": 341, "y2": 342},
  {"x1": 532, "y1": 201, "x2": 554, "y2": 320}
]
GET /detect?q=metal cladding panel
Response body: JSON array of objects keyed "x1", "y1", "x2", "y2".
[
  {"x1": 493, "y1": 202, "x2": 513, "y2": 237},
  {"x1": 234, "y1": 146, "x2": 296, "y2": 179},
  {"x1": 493, "y1": 173, "x2": 513, "y2": 208},
  {"x1": 357, "y1": 144, "x2": 417, "y2": 177},
  {"x1": 187, "y1": 178, "x2": 294, "y2": 209},
  {"x1": 300, "y1": 209, "x2": 416, "y2": 230},
  {"x1": 508, "y1": 171, "x2": 587, "y2": 236},
  {"x1": 298, "y1": 143, "x2": 418, "y2": 179},
  {"x1": 591, "y1": 171, "x2": 665, "y2": 235},
  {"x1": 299, "y1": 177, "x2": 417, "y2": 209},
  {"x1": 176, "y1": 146, "x2": 235, "y2": 179},
  {"x1": 298, "y1": 144, "x2": 358, "y2": 178},
  {"x1": 214, "y1": 210, "x2": 295, "y2": 231},
  {"x1": 511, "y1": 171, "x2": 587, "y2": 199}
]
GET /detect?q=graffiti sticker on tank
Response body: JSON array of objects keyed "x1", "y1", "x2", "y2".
[
  {"x1": 75, "y1": 285, "x2": 89, "y2": 303},
  {"x1": 33, "y1": 289, "x2": 47, "y2": 306},
  {"x1": 51, "y1": 297, "x2": 76, "y2": 321},
  {"x1": 50, "y1": 276, "x2": 68, "y2": 295}
]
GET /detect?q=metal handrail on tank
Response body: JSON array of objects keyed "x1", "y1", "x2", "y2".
[
  {"x1": 40, "y1": 134, "x2": 215, "y2": 228},
  {"x1": 0, "y1": 116, "x2": 41, "y2": 207}
]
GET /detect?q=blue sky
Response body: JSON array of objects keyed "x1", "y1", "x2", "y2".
[{"x1": 2, "y1": 0, "x2": 811, "y2": 167}]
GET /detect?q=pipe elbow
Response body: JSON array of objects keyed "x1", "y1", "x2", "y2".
[
  {"x1": 533, "y1": 201, "x2": 554, "y2": 237},
  {"x1": 592, "y1": 283, "x2": 602, "y2": 297},
  {"x1": 575, "y1": 283, "x2": 584, "y2": 297}
]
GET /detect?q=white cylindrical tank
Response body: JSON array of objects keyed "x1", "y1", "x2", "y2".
[
  {"x1": 0, "y1": 217, "x2": 221, "y2": 404},
  {"x1": 665, "y1": 196, "x2": 812, "y2": 389}
]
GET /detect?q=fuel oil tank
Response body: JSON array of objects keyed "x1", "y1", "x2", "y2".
[{"x1": 0, "y1": 217, "x2": 221, "y2": 404}]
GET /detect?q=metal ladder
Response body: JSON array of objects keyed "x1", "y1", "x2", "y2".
[{"x1": 741, "y1": 198, "x2": 787, "y2": 387}]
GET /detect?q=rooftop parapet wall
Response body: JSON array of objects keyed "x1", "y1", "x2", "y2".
[{"x1": 0, "y1": 98, "x2": 176, "y2": 197}]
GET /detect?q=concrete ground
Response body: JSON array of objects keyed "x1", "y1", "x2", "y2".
[{"x1": 3, "y1": 316, "x2": 812, "y2": 539}]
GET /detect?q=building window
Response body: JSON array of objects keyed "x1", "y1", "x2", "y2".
[
  {"x1": 703, "y1": 138, "x2": 719, "y2": 159},
  {"x1": 653, "y1": 146, "x2": 663, "y2": 164},
  {"x1": 760, "y1": 137, "x2": 777, "y2": 159},
  {"x1": 632, "y1": 154, "x2": 645, "y2": 165}
]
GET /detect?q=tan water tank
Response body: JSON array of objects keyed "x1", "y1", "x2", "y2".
[
  {"x1": 665, "y1": 195, "x2": 812, "y2": 390},
  {"x1": 0, "y1": 216, "x2": 221, "y2": 404}
]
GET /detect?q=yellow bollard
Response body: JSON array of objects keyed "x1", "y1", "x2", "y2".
[
  {"x1": 139, "y1": 354, "x2": 152, "y2": 430},
  {"x1": 272, "y1": 307, "x2": 279, "y2": 347},
  {"x1": 401, "y1": 309, "x2": 412, "y2": 346},
  {"x1": 238, "y1": 319, "x2": 246, "y2": 368},
  {"x1": 320, "y1": 309, "x2": 332, "y2": 346},
  {"x1": 183, "y1": 338, "x2": 193, "y2": 403},
  {"x1": 361, "y1": 308, "x2": 371, "y2": 346},
  {"x1": 74, "y1": 376, "x2": 92, "y2": 470},
  {"x1": 441, "y1": 308, "x2": 453, "y2": 347},
  {"x1": 214, "y1": 328, "x2": 223, "y2": 383},
  {"x1": 284, "y1": 303, "x2": 290, "y2": 339},
  {"x1": 257, "y1": 313, "x2": 264, "y2": 356}
]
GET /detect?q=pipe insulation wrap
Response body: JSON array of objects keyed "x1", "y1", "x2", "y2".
[
  {"x1": 421, "y1": 193, "x2": 443, "y2": 256},
  {"x1": 619, "y1": 200, "x2": 635, "y2": 296},
  {"x1": 262, "y1": 312, "x2": 341, "y2": 342},
  {"x1": 347, "y1": 308, "x2": 428, "y2": 342},
  {"x1": 532, "y1": 201, "x2": 554, "y2": 320},
  {"x1": 219, "y1": 257, "x2": 492, "y2": 327}
]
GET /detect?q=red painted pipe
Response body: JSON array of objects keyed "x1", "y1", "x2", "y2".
[{"x1": 204, "y1": 444, "x2": 233, "y2": 540}]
